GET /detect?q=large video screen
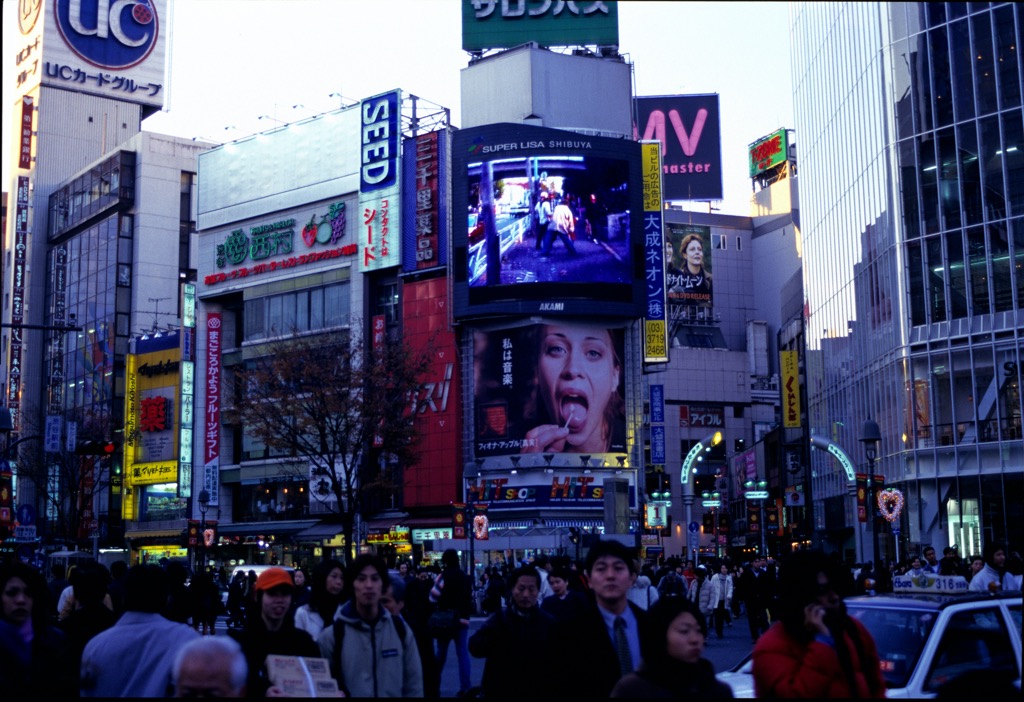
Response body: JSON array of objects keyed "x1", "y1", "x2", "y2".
[
  {"x1": 473, "y1": 321, "x2": 627, "y2": 459},
  {"x1": 452, "y1": 124, "x2": 644, "y2": 319}
]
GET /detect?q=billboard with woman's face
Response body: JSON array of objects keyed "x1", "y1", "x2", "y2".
[
  {"x1": 474, "y1": 321, "x2": 627, "y2": 459},
  {"x1": 452, "y1": 123, "x2": 644, "y2": 319},
  {"x1": 665, "y1": 223, "x2": 713, "y2": 307}
]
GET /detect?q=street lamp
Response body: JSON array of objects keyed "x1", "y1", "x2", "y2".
[
  {"x1": 860, "y1": 418, "x2": 881, "y2": 567},
  {"x1": 197, "y1": 489, "x2": 210, "y2": 574}
]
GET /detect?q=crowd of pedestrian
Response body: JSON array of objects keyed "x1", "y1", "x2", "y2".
[{"x1": 1, "y1": 537, "x2": 1020, "y2": 697}]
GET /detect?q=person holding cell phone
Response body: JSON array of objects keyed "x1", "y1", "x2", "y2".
[{"x1": 751, "y1": 550, "x2": 886, "y2": 699}]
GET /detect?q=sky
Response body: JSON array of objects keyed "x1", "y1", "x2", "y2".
[{"x1": 3, "y1": 0, "x2": 793, "y2": 217}]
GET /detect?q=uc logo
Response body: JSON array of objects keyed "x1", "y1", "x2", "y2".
[{"x1": 55, "y1": 0, "x2": 159, "y2": 70}]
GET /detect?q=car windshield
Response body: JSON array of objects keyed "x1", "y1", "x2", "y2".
[{"x1": 847, "y1": 604, "x2": 937, "y2": 688}]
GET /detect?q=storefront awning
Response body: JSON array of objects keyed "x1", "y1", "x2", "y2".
[
  {"x1": 365, "y1": 516, "x2": 449, "y2": 531},
  {"x1": 217, "y1": 519, "x2": 320, "y2": 537},
  {"x1": 125, "y1": 528, "x2": 185, "y2": 540},
  {"x1": 294, "y1": 522, "x2": 343, "y2": 540}
]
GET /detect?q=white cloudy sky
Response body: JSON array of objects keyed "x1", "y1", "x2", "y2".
[{"x1": 3, "y1": 0, "x2": 793, "y2": 216}]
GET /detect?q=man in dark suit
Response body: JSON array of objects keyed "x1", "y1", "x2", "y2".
[
  {"x1": 548, "y1": 540, "x2": 647, "y2": 697},
  {"x1": 741, "y1": 555, "x2": 771, "y2": 643}
]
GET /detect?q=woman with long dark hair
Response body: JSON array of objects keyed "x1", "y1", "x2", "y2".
[
  {"x1": 611, "y1": 595, "x2": 732, "y2": 698},
  {"x1": 294, "y1": 559, "x2": 346, "y2": 640},
  {"x1": 751, "y1": 550, "x2": 886, "y2": 698}
]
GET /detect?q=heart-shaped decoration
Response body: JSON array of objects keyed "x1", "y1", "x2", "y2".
[
  {"x1": 473, "y1": 515, "x2": 489, "y2": 540},
  {"x1": 876, "y1": 488, "x2": 904, "y2": 523}
]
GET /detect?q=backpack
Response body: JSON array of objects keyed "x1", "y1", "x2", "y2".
[{"x1": 329, "y1": 615, "x2": 408, "y2": 693}]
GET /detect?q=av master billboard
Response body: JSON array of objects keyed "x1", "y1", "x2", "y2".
[
  {"x1": 473, "y1": 321, "x2": 627, "y2": 458},
  {"x1": 452, "y1": 123, "x2": 644, "y2": 319},
  {"x1": 635, "y1": 95, "x2": 723, "y2": 201}
]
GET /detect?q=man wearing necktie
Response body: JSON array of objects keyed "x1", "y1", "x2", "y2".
[{"x1": 547, "y1": 540, "x2": 647, "y2": 697}]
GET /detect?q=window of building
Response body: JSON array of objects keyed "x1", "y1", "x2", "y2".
[{"x1": 243, "y1": 282, "x2": 350, "y2": 341}]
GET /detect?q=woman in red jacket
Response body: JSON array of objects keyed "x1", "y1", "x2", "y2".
[{"x1": 752, "y1": 550, "x2": 886, "y2": 698}]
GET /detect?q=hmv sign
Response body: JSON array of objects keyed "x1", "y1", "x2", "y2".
[{"x1": 635, "y1": 95, "x2": 723, "y2": 201}]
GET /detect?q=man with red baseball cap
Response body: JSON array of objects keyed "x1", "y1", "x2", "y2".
[{"x1": 228, "y1": 567, "x2": 322, "y2": 696}]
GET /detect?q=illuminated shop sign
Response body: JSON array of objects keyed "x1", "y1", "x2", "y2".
[
  {"x1": 679, "y1": 404, "x2": 723, "y2": 428},
  {"x1": 466, "y1": 472, "x2": 635, "y2": 511},
  {"x1": 359, "y1": 90, "x2": 402, "y2": 272},
  {"x1": 641, "y1": 141, "x2": 668, "y2": 363},
  {"x1": 462, "y1": 0, "x2": 619, "y2": 52},
  {"x1": 402, "y1": 130, "x2": 448, "y2": 272},
  {"x1": 205, "y1": 203, "x2": 355, "y2": 286},
  {"x1": 748, "y1": 128, "x2": 788, "y2": 178},
  {"x1": 204, "y1": 312, "x2": 221, "y2": 506},
  {"x1": 367, "y1": 528, "x2": 411, "y2": 544}
]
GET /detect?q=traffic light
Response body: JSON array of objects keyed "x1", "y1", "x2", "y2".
[{"x1": 76, "y1": 440, "x2": 118, "y2": 456}]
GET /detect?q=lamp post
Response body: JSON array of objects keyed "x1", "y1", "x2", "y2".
[
  {"x1": 860, "y1": 419, "x2": 881, "y2": 567},
  {"x1": 197, "y1": 489, "x2": 210, "y2": 575},
  {"x1": 744, "y1": 479, "x2": 768, "y2": 556}
]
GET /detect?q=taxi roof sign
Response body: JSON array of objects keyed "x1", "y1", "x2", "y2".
[{"x1": 891, "y1": 574, "x2": 969, "y2": 594}]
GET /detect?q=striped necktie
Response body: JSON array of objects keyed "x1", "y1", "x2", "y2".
[{"x1": 614, "y1": 616, "x2": 633, "y2": 676}]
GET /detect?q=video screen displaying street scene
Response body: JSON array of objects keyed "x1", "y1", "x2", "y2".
[
  {"x1": 452, "y1": 124, "x2": 643, "y2": 319},
  {"x1": 465, "y1": 153, "x2": 633, "y2": 287}
]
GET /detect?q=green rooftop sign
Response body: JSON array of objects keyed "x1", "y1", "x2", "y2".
[{"x1": 462, "y1": 0, "x2": 619, "y2": 52}]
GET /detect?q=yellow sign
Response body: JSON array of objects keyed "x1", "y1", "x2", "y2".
[
  {"x1": 367, "y1": 529, "x2": 411, "y2": 544},
  {"x1": 645, "y1": 319, "x2": 668, "y2": 361},
  {"x1": 781, "y1": 350, "x2": 801, "y2": 428},
  {"x1": 641, "y1": 142, "x2": 663, "y2": 211},
  {"x1": 124, "y1": 346, "x2": 182, "y2": 519}
]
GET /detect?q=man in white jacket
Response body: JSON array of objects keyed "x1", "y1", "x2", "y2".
[
  {"x1": 969, "y1": 542, "x2": 1018, "y2": 592},
  {"x1": 707, "y1": 564, "x2": 734, "y2": 639}
]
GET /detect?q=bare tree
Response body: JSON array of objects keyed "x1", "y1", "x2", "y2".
[
  {"x1": 9, "y1": 406, "x2": 115, "y2": 547},
  {"x1": 231, "y1": 326, "x2": 433, "y2": 562}
]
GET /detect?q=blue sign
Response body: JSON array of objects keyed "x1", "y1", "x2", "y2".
[
  {"x1": 651, "y1": 425, "x2": 666, "y2": 464},
  {"x1": 55, "y1": 0, "x2": 160, "y2": 70},
  {"x1": 16, "y1": 504, "x2": 36, "y2": 526},
  {"x1": 650, "y1": 385, "x2": 664, "y2": 424},
  {"x1": 359, "y1": 90, "x2": 400, "y2": 193},
  {"x1": 688, "y1": 521, "x2": 700, "y2": 534}
]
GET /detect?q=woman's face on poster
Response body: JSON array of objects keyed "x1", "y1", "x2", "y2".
[
  {"x1": 665, "y1": 239, "x2": 675, "y2": 266},
  {"x1": 537, "y1": 325, "x2": 620, "y2": 451},
  {"x1": 684, "y1": 237, "x2": 704, "y2": 271}
]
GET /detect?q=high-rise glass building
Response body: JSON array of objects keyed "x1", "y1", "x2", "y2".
[{"x1": 792, "y1": 2, "x2": 1022, "y2": 563}]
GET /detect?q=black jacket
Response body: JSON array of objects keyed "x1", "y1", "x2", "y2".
[
  {"x1": 547, "y1": 600, "x2": 648, "y2": 698},
  {"x1": 469, "y1": 605, "x2": 556, "y2": 699}
]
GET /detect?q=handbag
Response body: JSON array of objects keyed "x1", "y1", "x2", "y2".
[{"x1": 428, "y1": 608, "x2": 457, "y2": 637}]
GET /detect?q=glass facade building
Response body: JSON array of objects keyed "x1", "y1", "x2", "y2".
[{"x1": 792, "y1": 2, "x2": 1022, "y2": 562}]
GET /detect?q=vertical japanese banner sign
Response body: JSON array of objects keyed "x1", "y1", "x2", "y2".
[
  {"x1": 179, "y1": 285, "x2": 196, "y2": 500},
  {"x1": 8, "y1": 175, "x2": 32, "y2": 432},
  {"x1": 452, "y1": 502, "x2": 467, "y2": 539},
  {"x1": 641, "y1": 141, "x2": 669, "y2": 362},
  {"x1": 473, "y1": 504, "x2": 489, "y2": 541},
  {"x1": 204, "y1": 310, "x2": 221, "y2": 506},
  {"x1": 359, "y1": 89, "x2": 402, "y2": 272},
  {"x1": 856, "y1": 474, "x2": 867, "y2": 523},
  {"x1": 372, "y1": 315, "x2": 385, "y2": 448},
  {"x1": 650, "y1": 384, "x2": 665, "y2": 465},
  {"x1": 123, "y1": 353, "x2": 138, "y2": 521},
  {"x1": 781, "y1": 350, "x2": 801, "y2": 428}
]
